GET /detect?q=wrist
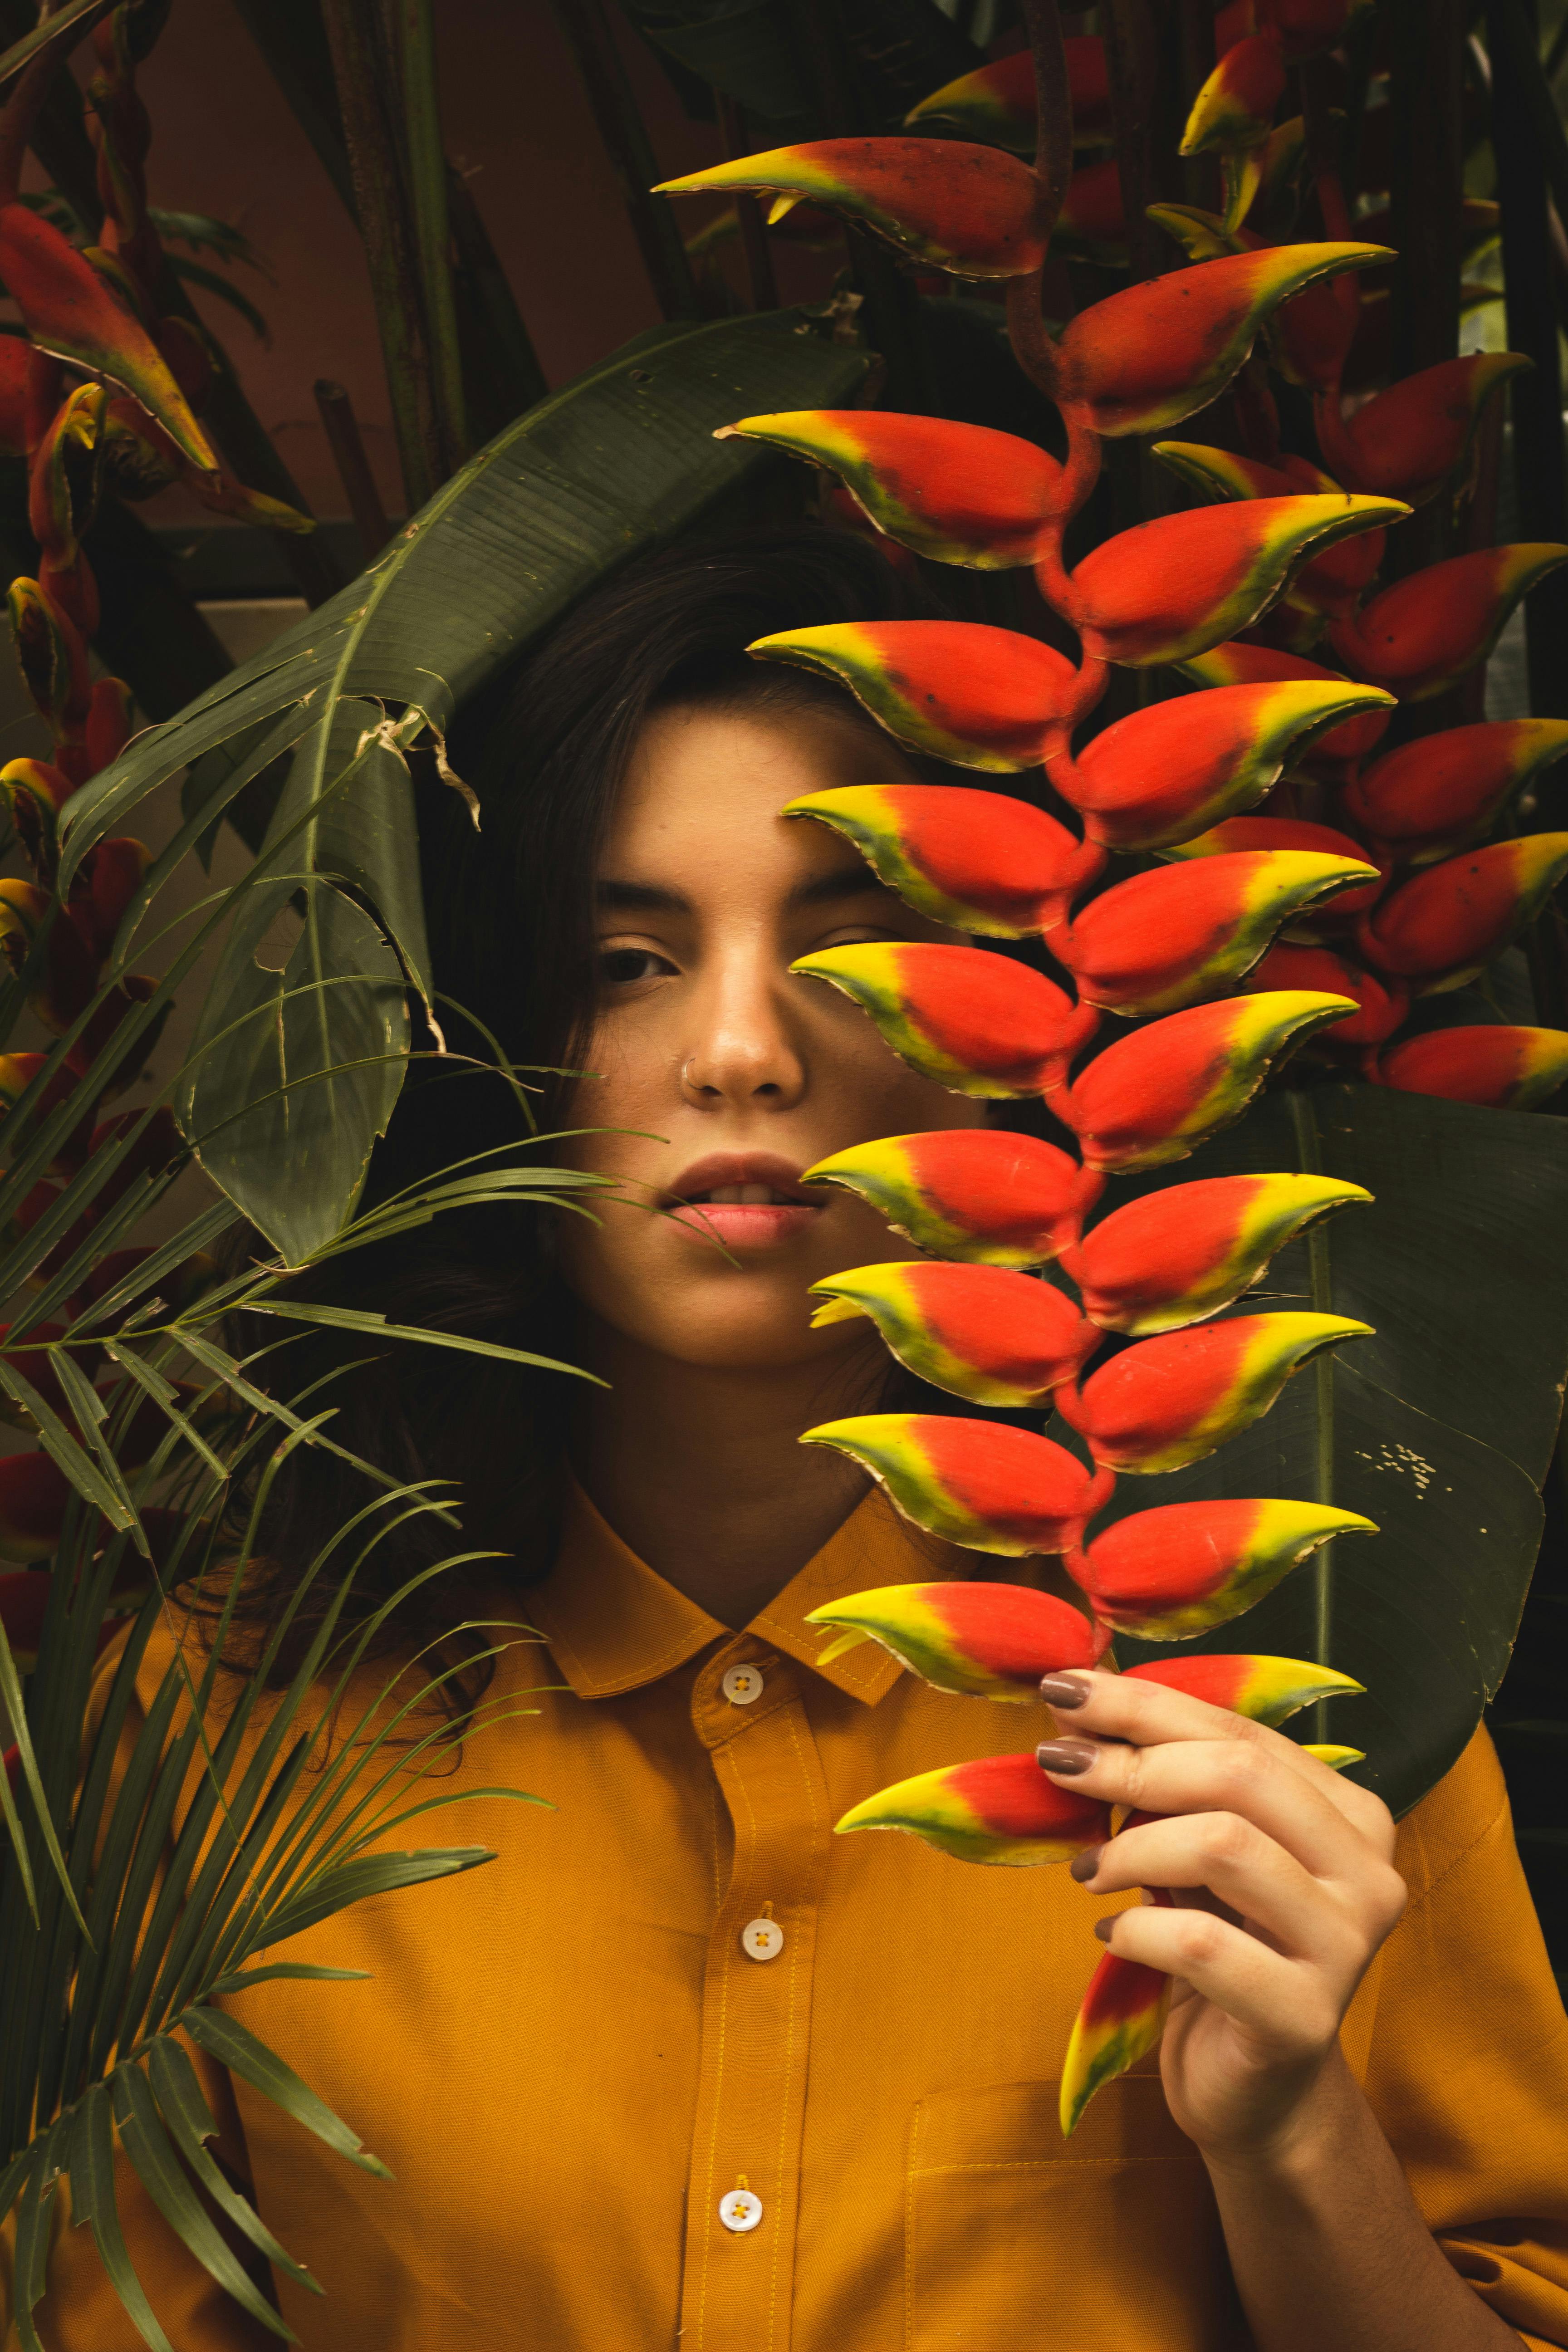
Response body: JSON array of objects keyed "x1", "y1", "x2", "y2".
[{"x1": 1194, "y1": 2045, "x2": 1362, "y2": 2189}]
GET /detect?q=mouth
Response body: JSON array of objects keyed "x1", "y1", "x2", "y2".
[{"x1": 665, "y1": 1154, "x2": 822, "y2": 1249}]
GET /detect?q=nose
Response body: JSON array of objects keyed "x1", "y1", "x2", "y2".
[{"x1": 681, "y1": 960, "x2": 807, "y2": 1110}]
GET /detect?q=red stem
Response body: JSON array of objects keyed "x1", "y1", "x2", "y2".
[{"x1": 1020, "y1": 0, "x2": 1074, "y2": 237}]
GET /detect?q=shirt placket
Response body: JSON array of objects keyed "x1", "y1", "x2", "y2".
[{"x1": 678, "y1": 1635, "x2": 833, "y2": 2352}]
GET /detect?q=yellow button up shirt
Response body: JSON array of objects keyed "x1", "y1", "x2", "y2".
[{"x1": 21, "y1": 1483, "x2": 1568, "y2": 2351}]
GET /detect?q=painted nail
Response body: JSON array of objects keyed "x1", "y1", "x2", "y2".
[
  {"x1": 1069, "y1": 1842, "x2": 1104, "y2": 1883},
  {"x1": 1093, "y1": 1916, "x2": 1114, "y2": 1943},
  {"x1": 1039, "y1": 1671, "x2": 1093, "y2": 1708},
  {"x1": 1036, "y1": 1738, "x2": 1099, "y2": 1775}
]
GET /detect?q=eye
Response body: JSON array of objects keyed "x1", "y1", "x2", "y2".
[{"x1": 598, "y1": 945, "x2": 676, "y2": 987}]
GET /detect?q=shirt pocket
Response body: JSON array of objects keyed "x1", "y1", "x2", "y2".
[{"x1": 905, "y1": 2075, "x2": 1242, "y2": 2351}]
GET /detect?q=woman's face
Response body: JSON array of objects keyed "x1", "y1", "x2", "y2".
[{"x1": 556, "y1": 698, "x2": 987, "y2": 1373}]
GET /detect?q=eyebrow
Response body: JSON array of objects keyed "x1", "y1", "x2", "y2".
[{"x1": 594, "y1": 866, "x2": 892, "y2": 916}]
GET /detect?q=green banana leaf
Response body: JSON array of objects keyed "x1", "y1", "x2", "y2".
[
  {"x1": 57, "y1": 311, "x2": 870, "y2": 1259},
  {"x1": 1073, "y1": 1082, "x2": 1568, "y2": 1820}
]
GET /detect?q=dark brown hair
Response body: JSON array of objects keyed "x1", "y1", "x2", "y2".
[{"x1": 213, "y1": 526, "x2": 974, "y2": 1689}]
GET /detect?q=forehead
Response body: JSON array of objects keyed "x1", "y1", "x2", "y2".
[{"x1": 603, "y1": 701, "x2": 914, "y2": 875}]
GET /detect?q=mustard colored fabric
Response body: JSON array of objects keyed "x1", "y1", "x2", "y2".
[{"x1": 17, "y1": 1484, "x2": 1568, "y2": 2351}]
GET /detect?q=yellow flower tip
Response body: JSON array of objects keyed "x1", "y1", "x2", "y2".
[
  {"x1": 808, "y1": 1294, "x2": 867, "y2": 1328},
  {"x1": 814, "y1": 1627, "x2": 872, "y2": 1664},
  {"x1": 1301, "y1": 1743, "x2": 1367, "y2": 1770}
]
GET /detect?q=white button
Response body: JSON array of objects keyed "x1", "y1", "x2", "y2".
[
  {"x1": 741, "y1": 1917, "x2": 785, "y2": 1962},
  {"x1": 719, "y1": 2188, "x2": 763, "y2": 2234},
  {"x1": 721, "y1": 1664, "x2": 764, "y2": 1705}
]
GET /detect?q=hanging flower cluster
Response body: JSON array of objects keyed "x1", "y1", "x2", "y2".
[
  {"x1": 0, "y1": 10, "x2": 265, "y2": 1601},
  {"x1": 656, "y1": 1, "x2": 1568, "y2": 2132}
]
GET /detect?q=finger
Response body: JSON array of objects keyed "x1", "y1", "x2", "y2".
[
  {"x1": 1038, "y1": 1730, "x2": 1388, "y2": 1884},
  {"x1": 1038, "y1": 1668, "x2": 1392, "y2": 1848},
  {"x1": 1095, "y1": 1903, "x2": 1337, "y2": 2054},
  {"x1": 1078, "y1": 1810, "x2": 1366, "y2": 1966}
]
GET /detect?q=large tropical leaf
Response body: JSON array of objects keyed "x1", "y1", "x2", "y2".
[
  {"x1": 1070, "y1": 1083, "x2": 1568, "y2": 1818},
  {"x1": 57, "y1": 311, "x2": 870, "y2": 1256}
]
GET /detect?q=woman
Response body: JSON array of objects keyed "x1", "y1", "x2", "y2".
[{"x1": 39, "y1": 532, "x2": 1568, "y2": 2350}]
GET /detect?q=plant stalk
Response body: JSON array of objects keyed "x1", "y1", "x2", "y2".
[{"x1": 553, "y1": 0, "x2": 701, "y2": 324}]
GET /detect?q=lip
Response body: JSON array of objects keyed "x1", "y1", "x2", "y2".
[{"x1": 664, "y1": 1151, "x2": 822, "y2": 1251}]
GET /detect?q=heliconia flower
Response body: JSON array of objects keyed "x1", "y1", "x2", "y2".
[
  {"x1": 749, "y1": 621, "x2": 1080, "y2": 770},
  {"x1": 1181, "y1": 31, "x2": 1288, "y2": 157},
  {"x1": 1358, "y1": 834, "x2": 1568, "y2": 988},
  {"x1": 0, "y1": 880, "x2": 98, "y2": 1035},
  {"x1": 1060, "y1": 1946, "x2": 1172, "y2": 2136},
  {"x1": 1054, "y1": 1310, "x2": 1372, "y2": 1472},
  {"x1": 790, "y1": 942, "x2": 1100, "y2": 1097},
  {"x1": 0, "y1": 757, "x2": 75, "y2": 882},
  {"x1": 0, "y1": 333, "x2": 29, "y2": 459},
  {"x1": 1124, "y1": 1651, "x2": 1366, "y2": 1725},
  {"x1": 835, "y1": 1753, "x2": 1112, "y2": 1866},
  {"x1": 1217, "y1": 0, "x2": 1356, "y2": 63},
  {"x1": 1160, "y1": 817, "x2": 1386, "y2": 925},
  {"x1": 1374, "y1": 1024, "x2": 1568, "y2": 1113},
  {"x1": 1067, "y1": 494, "x2": 1403, "y2": 667},
  {"x1": 800, "y1": 1413, "x2": 1115, "y2": 1556},
  {"x1": 1302, "y1": 1743, "x2": 1365, "y2": 1769},
  {"x1": 0, "y1": 1054, "x2": 95, "y2": 1177},
  {"x1": 1057, "y1": 678, "x2": 1393, "y2": 850},
  {"x1": 804, "y1": 1578, "x2": 1107, "y2": 1697},
  {"x1": 1059, "y1": 991, "x2": 1358, "y2": 1170},
  {"x1": 28, "y1": 382, "x2": 108, "y2": 570},
  {"x1": 1050, "y1": 245, "x2": 1390, "y2": 437},
  {"x1": 721, "y1": 412, "x2": 1068, "y2": 570},
  {"x1": 0, "y1": 1452, "x2": 70, "y2": 1564},
  {"x1": 1175, "y1": 641, "x2": 1394, "y2": 773},
  {"x1": 1066, "y1": 1496, "x2": 1377, "y2": 1639},
  {"x1": 782, "y1": 784, "x2": 1105, "y2": 936},
  {"x1": 904, "y1": 37, "x2": 1113, "y2": 152},
  {"x1": 1329, "y1": 545, "x2": 1568, "y2": 700},
  {"x1": 1058, "y1": 849, "x2": 1377, "y2": 1016},
  {"x1": 0, "y1": 202, "x2": 218, "y2": 477},
  {"x1": 1316, "y1": 353, "x2": 1531, "y2": 506},
  {"x1": 8, "y1": 577, "x2": 90, "y2": 739},
  {"x1": 72, "y1": 837, "x2": 151, "y2": 962},
  {"x1": 1060, "y1": 1172, "x2": 1372, "y2": 1338},
  {"x1": 652, "y1": 139, "x2": 1049, "y2": 277},
  {"x1": 808, "y1": 1261, "x2": 1097, "y2": 1406},
  {"x1": 1151, "y1": 441, "x2": 1386, "y2": 617},
  {"x1": 1243, "y1": 940, "x2": 1408, "y2": 1048},
  {"x1": 1343, "y1": 719, "x2": 1568, "y2": 864},
  {"x1": 802, "y1": 1129, "x2": 1105, "y2": 1266},
  {"x1": 84, "y1": 676, "x2": 133, "y2": 775},
  {"x1": 1272, "y1": 256, "x2": 1363, "y2": 393}
]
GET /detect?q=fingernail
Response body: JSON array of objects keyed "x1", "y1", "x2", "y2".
[
  {"x1": 1039, "y1": 1671, "x2": 1092, "y2": 1708},
  {"x1": 1093, "y1": 1916, "x2": 1114, "y2": 1943},
  {"x1": 1069, "y1": 1843, "x2": 1104, "y2": 1883},
  {"x1": 1036, "y1": 1738, "x2": 1098, "y2": 1776}
]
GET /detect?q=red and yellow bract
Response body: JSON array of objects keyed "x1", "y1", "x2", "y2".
[
  {"x1": 1125, "y1": 1652, "x2": 1365, "y2": 1725},
  {"x1": 805, "y1": 1579, "x2": 1106, "y2": 1697},
  {"x1": 783, "y1": 783, "x2": 1105, "y2": 936},
  {"x1": 1060, "y1": 1948, "x2": 1171, "y2": 2135},
  {"x1": 1061, "y1": 1172, "x2": 1371, "y2": 1336},
  {"x1": 1055, "y1": 1311, "x2": 1371, "y2": 1472},
  {"x1": 1160, "y1": 816, "x2": 1386, "y2": 926},
  {"x1": 1330, "y1": 544, "x2": 1568, "y2": 699},
  {"x1": 835, "y1": 1753, "x2": 1111, "y2": 1867},
  {"x1": 653, "y1": 139, "x2": 1050, "y2": 276},
  {"x1": 1375, "y1": 1026, "x2": 1568, "y2": 1113},
  {"x1": 904, "y1": 38, "x2": 1112, "y2": 151},
  {"x1": 750, "y1": 619, "x2": 1081, "y2": 769},
  {"x1": 1067, "y1": 1497, "x2": 1377, "y2": 1639},
  {"x1": 1244, "y1": 941, "x2": 1408, "y2": 1048},
  {"x1": 802, "y1": 1129, "x2": 1104, "y2": 1266},
  {"x1": 790, "y1": 941, "x2": 1100, "y2": 1097},
  {"x1": 1056, "y1": 677, "x2": 1392, "y2": 849},
  {"x1": 1344, "y1": 720, "x2": 1568, "y2": 864},
  {"x1": 800, "y1": 1414, "x2": 1114, "y2": 1557},
  {"x1": 808, "y1": 1261, "x2": 1095, "y2": 1406},
  {"x1": 1059, "y1": 991, "x2": 1357, "y2": 1170},
  {"x1": 1058, "y1": 849, "x2": 1377, "y2": 1015},
  {"x1": 1358, "y1": 834, "x2": 1568, "y2": 988},
  {"x1": 1314, "y1": 354, "x2": 1530, "y2": 505}
]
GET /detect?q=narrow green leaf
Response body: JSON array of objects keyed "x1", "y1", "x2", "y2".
[
  {"x1": 165, "y1": 255, "x2": 271, "y2": 342},
  {"x1": 0, "y1": 1357, "x2": 137, "y2": 1538},
  {"x1": 0, "y1": 0, "x2": 108, "y2": 91},
  {"x1": 145, "y1": 2037, "x2": 321, "y2": 2293},
  {"x1": 206, "y1": 1962, "x2": 371, "y2": 1993},
  {"x1": 257, "y1": 1845, "x2": 494, "y2": 1944},
  {"x1": 180, "y1": 2008, "x2": 394, "y2": 2177},
  {"x1": 106, "y1": 1345, "x2": 230, "y2": 1479},
  {"x1": 10, "y1": 2125, "x2": 68, "y2": 2352},
  {"x1": 0, "y1": 1617, "x2": 86, "y2": 1930},
  {"x1": 246, "y1": 1299, "x2": 607, "y2": 1381},
  {"x1": 66, "y1": 2084, "x2": 177, "y2": 2352},
  {"x1": 112, "y1": 2065, "x2": 296, "y2": 2340},
  {"x1": 47, "y1": 1350, "x2": 151, "y2": 1548}
]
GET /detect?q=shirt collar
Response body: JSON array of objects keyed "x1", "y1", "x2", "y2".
[{"x1": 527, "y1": 1480, "x2": 962, "y2": 1706}]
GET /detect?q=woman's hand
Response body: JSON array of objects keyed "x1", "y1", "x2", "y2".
[{"x1": 1036, "y1": 1668, "x2": 1408, "y2": 2166}]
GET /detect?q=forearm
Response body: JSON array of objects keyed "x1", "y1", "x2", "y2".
[{"x1": 1203, "y1": 2048, "x2": 1523, "y2": 2352}]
